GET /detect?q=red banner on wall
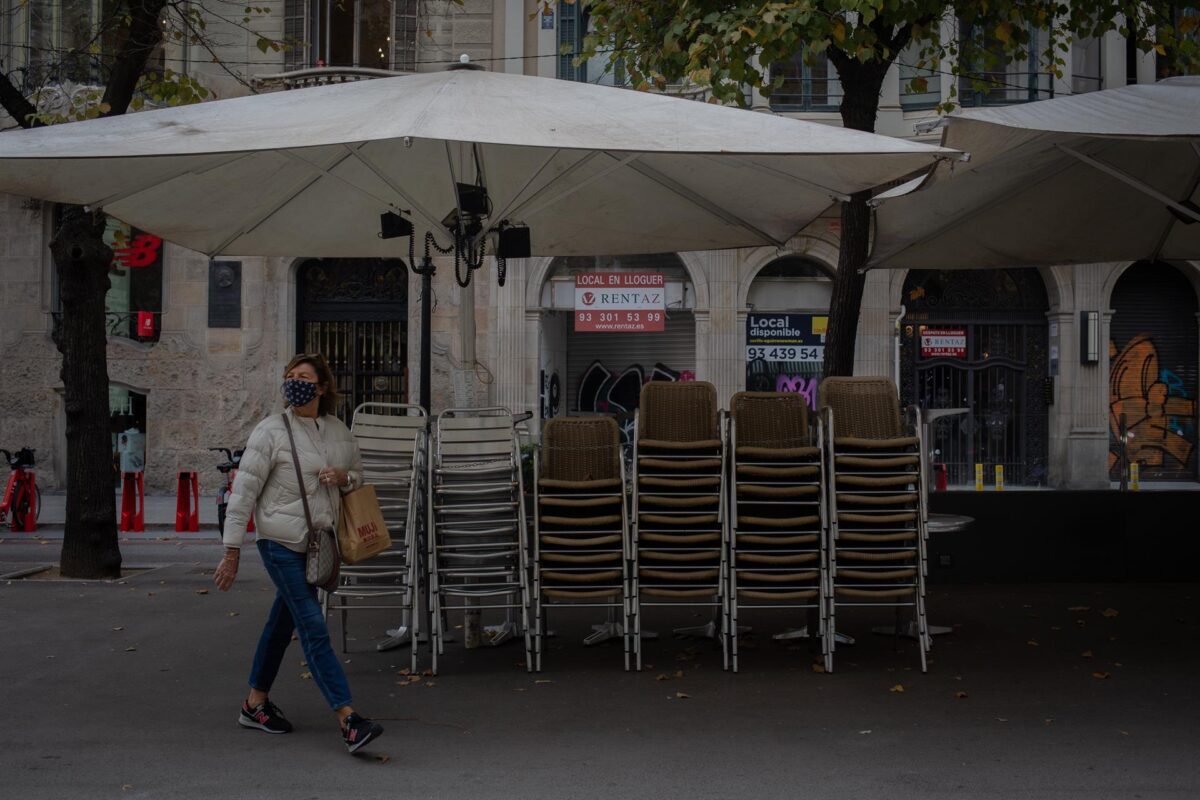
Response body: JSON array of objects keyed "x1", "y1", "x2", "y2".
[{"x1": 574, "y1": 273, "x2": 665, "y2": 332}]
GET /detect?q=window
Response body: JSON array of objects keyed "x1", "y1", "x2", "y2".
[
  {"x1": 556, "y1": 3, "x2": 626, "y2": 86},
  {"x1": 1157, "y1": 6, "x2": 1199, "y2": 79},
  {"x1": 899, "y1": 40, "x2": 942, "y2": 110},
  {"x1": 769, "y1": 50, "x2": 842, "y2": 111},
  {"x1": 957, "y1": 19, "x2": 1053, "y2": 106},
  {"x1": 51, "y1": 207, "x2": 164, "y2": 344},
  {"x1": 284, "y1": 0, "x2": 418, "y2": 71},
  {"x1": 1071, "y1": 36, "x2": 1103, "y2": 93}
]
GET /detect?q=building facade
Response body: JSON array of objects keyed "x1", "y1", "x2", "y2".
[{"x1": 0, "y1": 2, "x2": 1196, "y2": 493}]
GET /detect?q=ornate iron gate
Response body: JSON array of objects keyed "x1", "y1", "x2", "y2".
[
  {"x1": 297, "y1": 259, "x2": 408, "y2": 424},
  {"x1": 900, "y1": 269, "x2": 1050, "y2": 487}
]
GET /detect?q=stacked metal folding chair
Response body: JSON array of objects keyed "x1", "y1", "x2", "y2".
[
  {"x1": 819, "y1": 377, "x2": 930, "y2": 672},
  {"x1": 531, "y1": 417, "x2": 630, "y2": 671},
  {"x1": 427, "y1": 407, "x2": 531, "y2": 674},
  {"x1": 324, "y1": 403, "x2": 427, "y2": 672},
  {"x1": 727, "y1": 392, "x2": 826, "y2": 672},
  {"x1": 631, "y1": 381, "x2": 727, "y2": 670}
]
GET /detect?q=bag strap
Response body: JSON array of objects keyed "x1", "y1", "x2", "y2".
[{"x1": 282, "y1": 413, "x2": 317, "y2": 541}]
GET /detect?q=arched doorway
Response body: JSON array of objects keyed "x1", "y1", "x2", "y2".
[
  {"x1": 296, "y1": 258, "x2": 408, "y2": 423},
  {"x1": 1108, "y1": 262, "x2": 1199, "y2": 481},
  {"x1": 744, "y1": 256, "x2": 833, "y2": 411},
  {"x1": 900, "y1": 269, "x2": 1050, "y2": 486},
  {"x1": 538, "y1": 253, "x2": 695, "y2": 441}
]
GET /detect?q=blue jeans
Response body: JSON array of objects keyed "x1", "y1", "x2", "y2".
[{"x1": 248, "y1": 539, "x2": 352, "y2": 710}]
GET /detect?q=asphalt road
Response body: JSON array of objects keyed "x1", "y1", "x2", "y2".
[{"x1": 1, "y1": 538, "x2": 1198, "y2": 800}]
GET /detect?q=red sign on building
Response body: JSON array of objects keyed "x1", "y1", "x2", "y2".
[
  {"x1": 920, "y1": 327, "x2": 967, "y2": 358},
  {"x1": 574, "y1": 273, "x2": 665, "y2": 332}
]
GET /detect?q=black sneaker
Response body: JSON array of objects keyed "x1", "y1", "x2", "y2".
[
  {"x1": 238, "y1": 699, "x2": 293, "y2": 734},
  {"x1": 342, "y1": 712, "x2": 384, "y2": 753}
]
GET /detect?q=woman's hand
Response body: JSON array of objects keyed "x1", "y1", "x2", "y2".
[
  {"x1": 214, "y1": 548, "x2": 240, "y2": 591},
  {"x1": 319, "y1": 466, "x2": 349, "y2": 488}
]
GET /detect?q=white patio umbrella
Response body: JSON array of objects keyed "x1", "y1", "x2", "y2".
[
  {"x1": 0, "y1": 64, "x2": 953, "y2": 260},
  {"x1": 0, "y1": 63, "x2": 955, "y2": 411},
  {"x1": 870, "y1": 76, "x2": 1200, "y2": 269}
]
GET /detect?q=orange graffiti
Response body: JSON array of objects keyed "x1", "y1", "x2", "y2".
[{"x1": 1108, "y1": 335, "x2": 1196, "y2": 474}]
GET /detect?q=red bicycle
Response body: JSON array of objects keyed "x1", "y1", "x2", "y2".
[{"x1": 0, "y1": 448, "x2": 41, "y2": 533}]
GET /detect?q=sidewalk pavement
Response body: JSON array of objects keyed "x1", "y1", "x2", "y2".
[{"x1": 1, "y1": 537, "x2": 1197, "y2": 800}]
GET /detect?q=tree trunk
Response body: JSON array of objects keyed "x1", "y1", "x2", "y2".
[
  {"x1": 51, "y1": 208, "x2": 121, "y2": 579},
  {"x1": 820, "y1": 57, "x2": 890, "y2": 378},
  {"x1": 822, "y1": 190, "x2": 872, "y2": 377}
]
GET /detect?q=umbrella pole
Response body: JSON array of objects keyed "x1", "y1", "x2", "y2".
[{"x1": 416, "y1": 256, "x2": 435, "y2": 414}]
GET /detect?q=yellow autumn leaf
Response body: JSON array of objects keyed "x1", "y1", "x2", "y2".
[
  {"x1": 655, "y1": 673, "x2": 670, "y2": 681},
  {"x1": 811, "y1": 663, "x2": 826, "y2": 674},
  {"x1": 889, "y1": 684, "x2": 905, "y2": 693},
  {"x1": 1027, "y1": 640, "x2": 1039, "y2": 647},
  {"x1": 1154, "y1": 43, "x2": 1167, "y2": 56},
  {"x1": 1102, "y1": 608, "x2": 1119, "y2": 618},
  {"x1": 1092, "y1": 671, "x2": 1111, "y2": 679},
  {"x1": 1081, "y1": 650, "x2": 1094, "y2": 658},
  {"x1": 831, "y1": 19, "x2": 846, "y2": 44},
  {"x1": 955, "y1": 691, "x2": 968, "y2": 699},
  {"x1": 675, "y1": 692, "x2": 691, "y2": 699},
  {"x1": 995, "y1": 22, "x2": 1013, "y2": 44}
]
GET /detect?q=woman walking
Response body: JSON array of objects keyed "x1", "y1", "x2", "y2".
[{"x1": 213, "y1": 353, "x2": 384, "y2": 753}]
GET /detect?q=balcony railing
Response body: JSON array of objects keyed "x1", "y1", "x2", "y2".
[
  {"x1": 958, "y1": 71, "x2": 1053, "y2": 107},
  {"x1": 252, "y1": 67, "x2": 409, "y2": 92}
]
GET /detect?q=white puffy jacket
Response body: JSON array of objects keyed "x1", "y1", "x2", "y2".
[{"x1": 222, "y1": 408, "x2": 363, "y2": 551}]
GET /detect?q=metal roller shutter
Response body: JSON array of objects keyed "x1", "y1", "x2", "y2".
[
  {"x1": 565, "y1": 313, "x2": 697, "y2": 413},
  {"x1": 1109, "y1": 262, "x2": 1199, "y2": 481}
]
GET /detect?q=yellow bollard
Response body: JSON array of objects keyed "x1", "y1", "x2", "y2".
[
  {"x1": 975, "y1": 463, "x2": 984, "y2": 491},
  {"x1": 1129, "y1": 462, "x2": 1140, "y2": 491},
  {"x1": 995, "y1": 465, "x2": 1004, "y2": 491}
]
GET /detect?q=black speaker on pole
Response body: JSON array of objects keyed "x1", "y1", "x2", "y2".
[
  {"x1": 496, "y1": 223, "x2": 531, "y2": 259},
  {"x1": 380, "y1": 211, "x2": 414, "y2": 239}
]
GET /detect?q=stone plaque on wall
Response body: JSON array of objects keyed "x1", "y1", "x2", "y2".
[{"x1": 208, "y1": 260, "x2": 241, "y2": 328}]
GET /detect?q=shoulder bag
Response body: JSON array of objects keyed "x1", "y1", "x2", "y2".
[{"x1": 282, "y1": 413, "x2": 340, "y2": 592}]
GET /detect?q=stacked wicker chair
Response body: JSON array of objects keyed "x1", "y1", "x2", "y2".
[
  {"x1": 324, "y1": 403, "x2": 427, "y2": 672},
  {"x1": 428, "y1": 407, "x2": 531, "y2": 674},
  {"x1": 631, "y1": 381, "x2": 727, "y2": 670},
  {"x1": 819, "y1": 377, "x2": 930, "y2": 673},
  {"x1": 727, "y1": 392, "x2": 826, "y2": 672},
  {"x1": 532, "y1": 417, "x2": 630, "y2": 671}
]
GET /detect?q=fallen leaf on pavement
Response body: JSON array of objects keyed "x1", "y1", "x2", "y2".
[
  {"x1": 675, "y1": 692, "x2": 691, "y2": 699},
  {"x1": 1081, "y1": 650, "x2": 1094, "y2": 658},
  {"x1": 535, "y1": 679, "x2": 552, "y2": 684},
  {"x1": 398, "y1": 668, "x2": 411, "y2": 676},
  {"x1": 122, "y1": 785, "x2": 134, "y2": 791},
  {"x1": 111, "y1": 626, "x2": 124, "y2": 631},
  {"x1": 373, "y1": 754, "x2": 391, "y2": 764},
  {"x1": 300, "y1": 671, "x2": 312, "y2": 679},
  {"x1": 889, "y1": 684, "x2": 905, "y2": 693},
  {"x1": 227, "y1": 611, "x2": 239, "y2": 617},
  {"x1": 1092, "y1": 671, "x2": 1110, "y2": 679},
  {"x1": 124, "y1": 646, "x2": 137, "y2": 652},
  {"x1": 195, "y1": 589, "x2": 209, "y2": 595},
  {"x1": 425, "y1": 681, "x2": 437, "y2": 688},
  {"x1": 1102, "y1": 608, "x2": 1120, "y2": 618},
  {"x1": 1068, "y1": 606, "x2": 1091, "y2": 612},
  {"x1": 955, "y1": 691, "x2": 968, "y2": 699},
  {"x1": 655, "y1": 673, "x2": 670, "y2": 681},
  {"x1": 858, "y1": 730, "x2": 872, "y2": 735},
  {"x1": 811, "y1": 663, "x2": 826, "y2": 674},
  {"x1": 1027, "y1": 640, "x2": 1039, "y2": 647},
  {"x1": 996, "y1": 718, "x2": 1008, "y2": 722}
]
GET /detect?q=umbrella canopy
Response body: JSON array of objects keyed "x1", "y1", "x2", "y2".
[
  {"x1": 0, "y1": 67, "x2": 953, "y2": 258},
  {"x1": 870, "y1": 77, "x2": 1200, "y2": 269}
]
